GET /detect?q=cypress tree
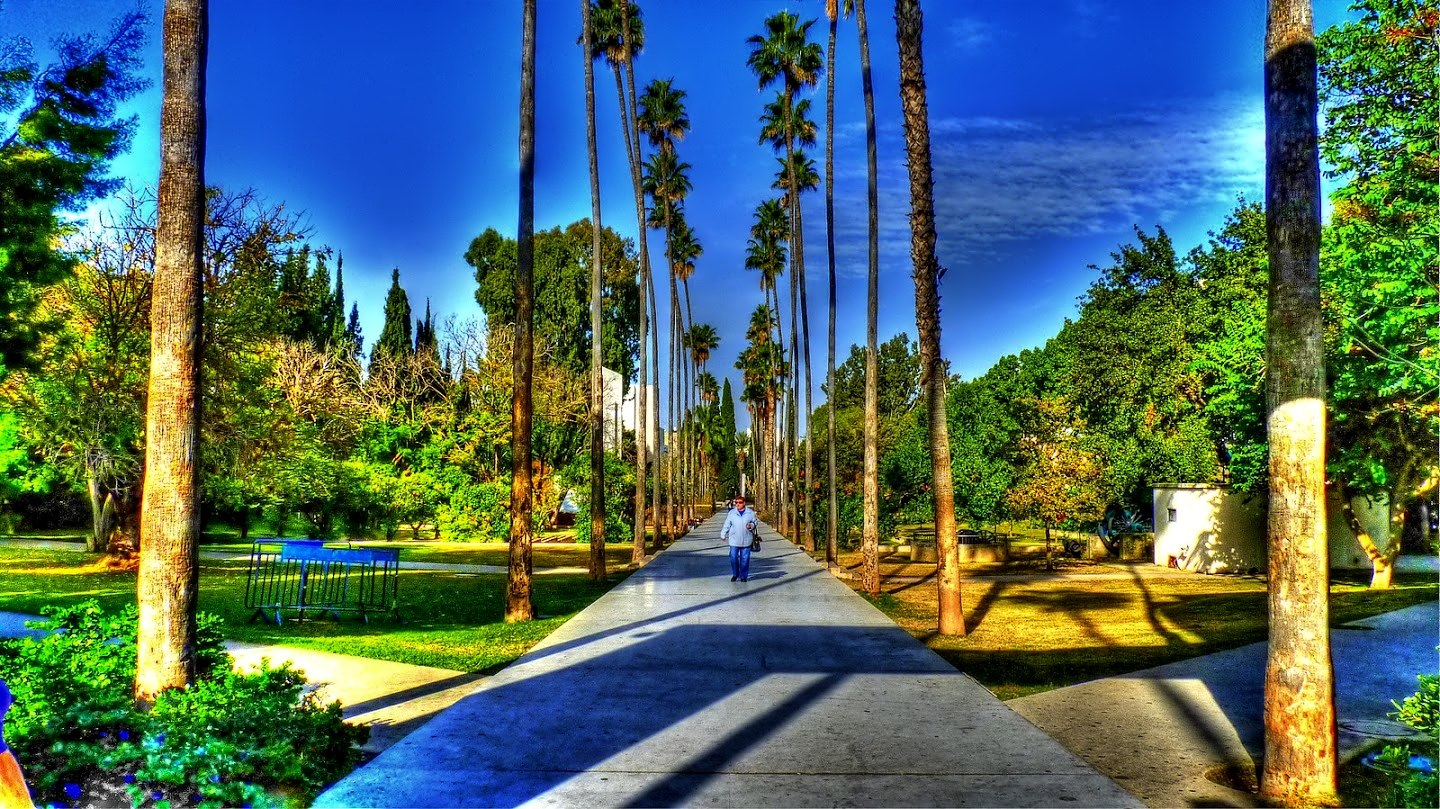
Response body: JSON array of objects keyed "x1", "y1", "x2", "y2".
[
  {"x1": 326, "y1": 252, "x2": 349, "y2": 350},
  {"x1": 370, "y1": 267, "x2": 413, "y2": 375},
  {"x1": 720, "y1": 378, "x2": 740, "y2": 495},
  {"x1": 346, "y1": 303, "x2": 364, "y2": 360}
]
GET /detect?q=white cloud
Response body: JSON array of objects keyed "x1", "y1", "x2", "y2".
[
  {"x1": 819, "y1": 96, "x2": 1267, "y2": 278},
  {"x1": 947, "y1": 18, "x2": 995, "y2": 53}
]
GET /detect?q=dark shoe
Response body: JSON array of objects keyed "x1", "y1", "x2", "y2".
[
  {"x1": 731, "y1": 575, "x2": 738, "y2": 582},
  {"x1": 740, "y1": 577, "x2": 748, "y2": 582}
]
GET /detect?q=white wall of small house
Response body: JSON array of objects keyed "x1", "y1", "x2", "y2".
[{"x1": 1152, "y1": 485, "x2": 1394, "y2": 573}]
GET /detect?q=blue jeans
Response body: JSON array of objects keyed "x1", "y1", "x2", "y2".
[{"x1": 728, "y1": 545, "x2": 752, "y2": 580}]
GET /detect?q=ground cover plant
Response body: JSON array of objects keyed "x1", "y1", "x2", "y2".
[
  {"x1": 0, "y1": 547, "x2": 625, "y2": 672},
  {"x1": 1338, "y1": 675, "x2": 1440, "y2": 809},
  {"x1": 0, "y1": 601, "x2": 366, "y2": 808}
]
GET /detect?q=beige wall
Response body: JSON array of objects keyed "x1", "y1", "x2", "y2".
[
  {"x1": 1152, "y1": 485, "x2": 1395, "y2": 573},
  {"x1": 1153, "y1": 486, "x2": 1266, "y2": 573}
]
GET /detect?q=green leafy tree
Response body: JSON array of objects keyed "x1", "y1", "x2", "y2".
[
  {"x1": 1318, "y1": 0, "x2": 1438, "y2": 588},
  {"x1": 466, "y1": 222, "x2": 640, "y2": 383},
  {"x1": 0, "y1": 9, "x2": 148, "y2": 374},
  {"x1": 1006, "y1": 396, "x2": 1107, "y2": 569},
  {"x1": 1057, "y1": 227, "x2": 1221, "y2": 506}
]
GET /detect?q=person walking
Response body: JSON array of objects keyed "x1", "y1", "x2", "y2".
[{"x1": 720, "y1": 495, "x2": 758, "y2": 582}]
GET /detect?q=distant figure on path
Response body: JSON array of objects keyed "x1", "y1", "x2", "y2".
[{"x1": 720, "y1": 496, "x2": 758, "y2": 582}]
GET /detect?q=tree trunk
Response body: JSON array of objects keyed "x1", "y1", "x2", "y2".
[
  {"x1": 137, "y1": 0, "x2": 207, "y2": 703},
  {"x1": 507, "y1": 0, "x2": 538, "y2": 623},
  {"x1": 647, "y1": 240, "x2": 664, "y2": 548},
  {"x1": 895, "y1": 0, "x2": 965, "y2": 636},
  {"x1": 857, "y1": 0, "x2": 881, "y2": 597},
  {"x1": 582, "y1": 0, "x2": 606, "y2": 582},
  {"x1": 1336, "y1": 480, "x2": 1402, "y2": 590},
  {"x1": 825, "y1": 6, "x2": 839, "y2": 567},
  {"x1": 798, "y1": 201, "x2": 815, "y2": 554},
  {"x1": 1261, "y1": 0, "x2": 1337, "y2": 801},
  {"x1": 664, "y1": 203, "x2": 679, "y2": 542},
  {"x1": 1044, "y1": 520, "x2": 1054, "y2": 572},
  {"x1": 613, "y1": 9, "x2": 648, "y2": 564},
  {"x1": 87, "y1": 469, "x2": 109, "y2": 553}
]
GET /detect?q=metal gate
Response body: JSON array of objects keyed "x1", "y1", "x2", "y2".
[{"x1": 244, "y1": 539, "x2": 401, "y2": 625}]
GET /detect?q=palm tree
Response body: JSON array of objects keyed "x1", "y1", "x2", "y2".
[
  {"x1": 671, "y1": 219, "x2": 704, "y2": 521},
  {"x1": 637, "y1": 78, "x2": 690, "y2": 153},
  {"x1": 638, "y1": 80, "x2": 691, "y2": 532},
  {"x1": 611, "y1": 2, "x2": 663, "y2": 548},
  {"x1": 760, "y1": 94, "x2": 818, "y2": 150},
  {"x1": 855, "y1": 0, "x2": 881, "y2": 597},
  {"x1": 136, "y1": 0, "x2": 207, "y2": 702},
  {"x1": 686, "y1": 319, "x2": 717, "y2": 517},
  {"x1": 748, "y1": 11, "x2": 822, "y2": 545},
  {"x1": 823, "y1": 0, "x2": 844, "y2": 566},
  {"x1": 774, "y1": 148, "x2": 820, "y2": 548},
  {"x1": 1260, "y1": 0, "x2": 1336, "y2": 801},
  {"x1": 581, "y1": 0, "x2": 607, "y2": 582},
  {"x1": 743, "y1": 199, "x2": 789, "y2": 515},
  {"x1": 642, "y1": 146, "x2": 691, "y2": 537},
  {"x1": 506, "y1": 0, "x2": 538, "y2": 623},
  {"x1": 737, "y1": 304, "x2": 786, "y2": 513},
  {"x1": 588, "y1": 0, "x2": 650, "y2": 564},
  {"x1": 894, "y1": 0, "x2": 964, "y2": 636}
]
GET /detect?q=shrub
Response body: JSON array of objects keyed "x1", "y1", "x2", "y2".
[
  {"x1": 1368, "y1": 674, "x2": 1439, "y2": 809},
  {"x1": 0, "y1": 601, "x2": 366, "y2": 807},
  {"x1": 436, "y1": 480, "x2": 510, "y2": 542},
  {"x1": 561, "y1": 452, "x2": 635, "y2": 544}
]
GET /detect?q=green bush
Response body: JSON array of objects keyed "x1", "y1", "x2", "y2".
[
  {"x1": 1369, "y1": 674, "x2": 1439, "y2": 809},
  {"x1": 435, "y1": 480, "x2": 510, "y2": 542},
  {"x1": 0, "y1": 601, "x2": 366, "y2": 807},
  {"x1": 562, "y1": 452, "x2": 635, "y2": 544}
]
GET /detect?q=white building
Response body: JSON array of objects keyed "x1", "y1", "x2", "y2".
[
  {"x1": 1151, "y1": 483, "x2": 1433, "y2": 573},
  {"x1": 600, "y1": 368, "x2": 656, "y2": 456}
]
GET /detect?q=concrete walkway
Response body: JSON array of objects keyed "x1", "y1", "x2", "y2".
[
  {"x1": 1011, "y1": 600, "x2": 1439, "y2": 807},
  {"x1": 316, "y1": 514, "x2": 1138, "y2": 808}
]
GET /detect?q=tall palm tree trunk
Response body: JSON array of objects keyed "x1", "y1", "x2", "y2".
[
  {"x1": 506, "y1": 0, "x2": 538, "y2": 623},
  {"x1": 136, "y1": 0, "x2": 207, "y2": 702},
  {"x1": 788, "y1": 216, "x2": 801, "y2": 541},
  {"x1": 895, "y1": 0, "x2": 964, "y2": 636},
  {"x1": 621, "y1": 39, "x2": 664, "y2": 549},
  {"x1": 581, "y1": 0, "x2": 606, "y2": 582},
  {"x1": 824, "y1": 4, "x2": 839, "y2": 566},
  {"x1": 798, "y1": 202, "x2": 815, "y2": 553},
  {"x1": 663, "y1": 203, "x2": 679, "y2": 538},
  {"x1": 614, "y1": 0, "x2": 648, "y2": 565},
  {"x1": 648, "y1": 250, "x2": 663, "y2": 544},
  {"x1": 1260, "y1": 0, "x2": 1336, "y2": 802},
  {"x1": 856, "y1": 0, "x2": 881, "y2": 596}
]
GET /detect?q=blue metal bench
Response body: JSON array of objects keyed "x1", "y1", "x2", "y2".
[{"x1": 244, "y1": 539, "x2": 401, "y2": 625}]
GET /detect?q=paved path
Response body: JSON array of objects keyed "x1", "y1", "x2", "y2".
[
  {"x1": 1011, "y1": 600, "x2": 1439, "y2": 807},
  {"x1": 317, "y1": 514, "x2": 1138, "y2": 808}
]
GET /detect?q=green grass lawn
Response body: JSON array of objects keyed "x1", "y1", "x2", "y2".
[
  {"x1": 848, "y1": 566, "x2": 1438, "y2": 701},
  {"x1": 0, "y1": 547, "x2": 626, "y2": 672},
  {"x1": 7, "y1": 529, "x2": 649, "y2": 569}
]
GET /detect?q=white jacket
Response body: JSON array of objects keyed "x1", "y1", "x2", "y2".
[{"x1": 720, "y1": 509, "x2": 758, "y2": 547}]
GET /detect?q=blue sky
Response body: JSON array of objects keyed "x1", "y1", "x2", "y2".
[{"x1": 8, "y1": 0, "x2": 1350, "y2": 423}]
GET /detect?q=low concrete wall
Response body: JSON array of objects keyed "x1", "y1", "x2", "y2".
[{"x1": 906, "y1": 542, "x2": 1009, "y2": 563}]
